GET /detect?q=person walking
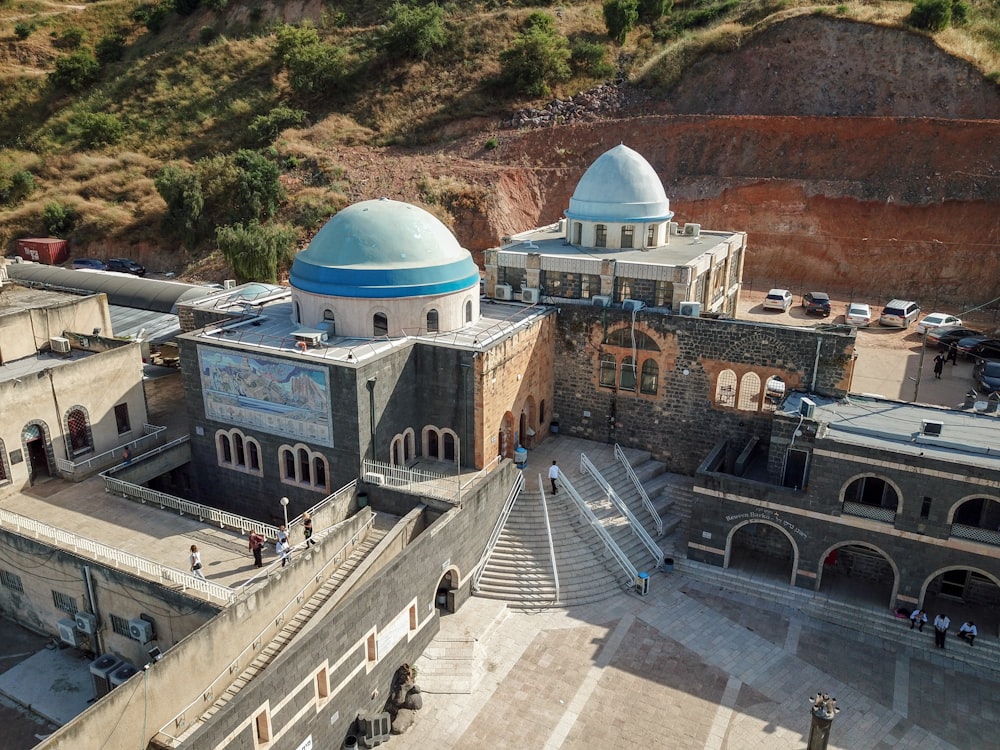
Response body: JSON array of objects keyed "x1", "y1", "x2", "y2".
[
  {"x1": 189, "y1": 544, "x2": 206, "y2": 580},
  {"x1": 302, "y1": 513, "x2": 315, "y2": 546},
  {"x1": 548, "y1": 460, "x2": 560, "y2": 495},
  {"x1": 933, "y1": 354, "x2": 945, "y2": 379},
  {"x1": 248, "y1": 530, "x2": 265, "y2": 568},
  {"x1": 957, "y1": 620, "x2": 977, "y2": 646},
  {"x1": 909, "y1": 608, "x2": 927, "y2": 632},
  {"x1": 933, "y1": 613, "x2": 950, "y2": 648},
  {"x1": 947, "y1": 342, "x2": 959, "y2": 365},
  {"x1": 122, "y1": 447, "x2": 132, "y2": 464},
  {"x1": 277, "y1": 538, "x2": 291, "y2": 567}
]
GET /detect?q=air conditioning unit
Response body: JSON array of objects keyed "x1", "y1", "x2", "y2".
[
  {"x1": 684, "y1": 223, "x2": 702, "y2": 237},
  {"x1": 521, "y1": 287, "x2": 540, "y2": 304},
  {"x1": 75, "y1": 611, "x2": 98, "y2": 636},
  {"x1": 921, "y1": 419, "x2": 943, "y2": 437},
  {"x1": 592, "y1": 295, "x2": 611, "y2": 307},
  {"x1": 494, "y1": 283, "x2": 513, "y2": 301},
  {"x1": 129, "y1": 617, "x2": 154, "y2": 643},
  {"x1": 622, "y1": 299, "x2": 645, "y2": 313},
  {"x1": 109, "y1": 662, "x2": 140, "y2": 688},
  {"x1": 50, "y1": 336, "x2": 71, "y2": 353},
  {"x1": 678, "y1": 301, "x2": 701, "y2": 318},
  {"x1": 90, "y1": 654, "x2": 122, "y2": 699},
  {"x1": 223, "y1": 279, "x2": 237, "y2": 290},
  {"x1": 669, "y1": 222, "x2": 682, "y2": 236},
  {"x1": 58, "y1": 618, "x2": 82, "y2": 648},
  {"x1": 800, "y1": 397, "x2": 816, "y2": 419},
  {"x1": 363, "y1": 472, "x2": 385, "y2": 486}
]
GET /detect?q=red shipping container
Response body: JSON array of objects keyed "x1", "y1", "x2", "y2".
[{"x1": 15, "y1": 238, "x2": 69, "y2": 265}]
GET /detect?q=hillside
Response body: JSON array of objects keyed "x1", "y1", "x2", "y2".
[{"x1": 0, "y1": 1, "x2": 998, "y2": 304}]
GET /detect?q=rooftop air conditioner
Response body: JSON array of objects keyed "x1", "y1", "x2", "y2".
[
  {"x1": 90, "y1": 654, "x2": 122, "y2": 699},
  {"x1": 921, "y1": 419, "x2": 943, "y2": 437},
  {"x1": 363, "y1": 472, "x2": 385, "y2": 486},
  {"x1": 58, "y1": 618, "x2": 82, "y2": 647},
  {"x1": 109, "y1": 662, "x2": 140, "y2": 688},
  {"x1": 800, "y1": 397, "x2": 816, "y2": 419},
  {"x1": 494, "y1": 283, "x2": 513, "y2": 301},
  {"x1": 129, "y1": 617, "x2": 154, "y2": 643},
  {"x1": 292, "y1": 330, "x2": 324, "y2": 348},
  {"x1": 75, "y1": 611, "x2": 98, "y2": 636},
  {"x1": 592, "y1": 295, "x2": 611, "y2": 307},
  {"x1": 223, "y1": 279, "x2": 237, "y2": 290},
  {"x1": 684, "y1": 223, "x2": 702, "y2": 237},
  {"x1": 50, "y1": 336, "x2": 71, "y2": 353},
  {"x1": 678, "y1": 301, "x2": 701, "y2": 318},
  {"x1": 669, "y1": 222, "x2": 682, "y2": 236},
  {"x1": 521, "y1": 287, "x2": 540, "y2": 304},
  {"x1": 622, "y1": 299, "x2": 645, "y2": 313}
]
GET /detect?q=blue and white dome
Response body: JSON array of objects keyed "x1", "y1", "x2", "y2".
[
  {"x1": 566, "y1": 144, "x2": 672, "y2": 223},
  {"x1": 290, "y1": 198, "x2": 480, "y2": 299}
]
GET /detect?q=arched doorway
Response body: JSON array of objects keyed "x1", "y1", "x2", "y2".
[
  {"x1": 499, "y1": 412, "x2": 515, "y2": 459},
  {"x1": 22, "y1": 422, "x2": 51, "y2": 484},
  {"x1": 921, "y1": 567, "x2": 1000, "y2": 642},
  {"x1": 726, "y1": 521, "x2": 797, "y2": 585},
  {"x1": 817, "y1": 543, "x2": 898, "y2": 608},
  {"x1": 435, "y1": 567, "x2": 459, "y2": 615}
]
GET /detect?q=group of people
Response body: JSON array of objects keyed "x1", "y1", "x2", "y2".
[
  {"x1": 909, "y1": 608, "x2": 978, "y2": 648},
  {"x1": 932, "y1": 343, "x2": 959, "y2": 379},
  {"x1": 188, "y1": 513, "x2": 319, "y2": 578}
]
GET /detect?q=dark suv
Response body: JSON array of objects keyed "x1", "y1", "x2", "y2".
[
  {"x1": 802, "y1": 291, "x2": 831, "y2": 316},
  {"x1": 106, "y1": 258, "x2": 146, "y2": 276}
]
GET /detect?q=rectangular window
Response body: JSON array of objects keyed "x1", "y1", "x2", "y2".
[
  {"x1": 315, "y1": 667, "x2": 329, "y2": 701},
  {"x1": 646, "y1": 225, "x2": 657, "y2": 247},
  {"x1": 620, "y1": 361, "x2": 637, "y2": 392},
  {"x1": 621, "y1": 226, "x2": 634, "y2": 249},
  {"x1": 0, "y1": 569, "x2": 24, "y2": 593},
  {"x1": 254, "y1": 710, "x2": 271, "y2": 744},
  {"x1": 366, "y1": 632, "x2": 378, "y2": 663},
  {"x1": 114, "y1": 403, "x2": 131, "y2": 434},
  {"x1": 110, "y1": 613, "x2": 131, "y2": 637},
  {"x1": 599, "y1": 356, "x2": 616, "y2": 389},
  {"x1": 920, "y1": 497, "x2": 932, "y2": 520},
  {"x1": 594, "y1": 225, "x2": 607, "y2": 248},
  {"x1": 52, "y1": 590, "x2": 78, "y2": 614}
]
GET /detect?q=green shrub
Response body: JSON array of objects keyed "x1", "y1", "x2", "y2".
[
  {"x1": 173, "y1": 0, "x2": 201, "y2": 16},
  {"x1": 499, "y1": 13, "x2": 571, "y2": 98},
  {"x1": 0, "y1": 168, "x2": 34, "y2": 205},
  {"x1": 50, "y1": 50, "x2": 100, "y2": 92},
  {"x1": 908, "y1": 0, "x2": 951, "y2": 31},
  {"x1": 72, "y1": 112, "x2": 126, "y2": 148},
  {"x1": 248, "y1": 104, "x2": 308, "y2": 147},
  {"x1": 638, "y1": 0, "x2": 670, "y2": 22},
  {"x1": 571, "y1": 39, "x2": 614, "y2": 78},
  {"x1": 96, "y1": 32, "x2": 127, "y2": 64},
  {"x1": 484, "y1": 137, "x2": 499, "y2": 150},
  {"x1": 42, "y1": 202, "x2": 78, "y2": 237},
  {"x1": 381, "y1": 2, "x2": 449, "y2": 61},
  {"x1": 951, "y1": 0, "x2": 968, "y2": 25},
  {"x1": 231, "y1": 149, "x2": 283, "y2": 223},
  {"x1": 132, "y1": 3, "x2": 170, "y2": 33},
  {"x1": 216, "y1": 220, "x2": 297, "y2": 284},
  {"x1": 603, "y1": 0, "x2": 639, "y2": 45},
  {"x1": 14, "y1": 21, "x2": 34, "y2": 40},
  {"x1": 199, "y1": 25, "x2": 217, "y2": 43},
  {"x1": 205, "y1": 0, "x2": 228, "y2": 10},
  {"x1": 274, "y1": 23, "x2": 321, "y2": 62},
  {"x1": 248, "y1": 5, "x2": 263, "y2": 23},
  {"x1": 55, "y1": 26, "x2": 85, "y2": 49},
  {"x1": 155, "y1": 163, "x2": 204, "y2": 246},
  {"x1": 285, "y1": 42, "x2": 348, "y2": 93}
]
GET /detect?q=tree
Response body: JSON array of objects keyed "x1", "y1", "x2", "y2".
[
  {"x1": 155, "y1": 163, "x2": 204, "y2": 246},
  {"x1": 232, "y1": 149, "x2": 283, "y2": 223},
  {"x1": 499, "y1": 15, "x2": 571, "y2": 98},
  {"x1": 638, "y1": 0, "x2": 670, "y2": 23},
  {"x1": 96, "y1": 32, "x2": 127, "y2": 64},
  {"x1": 50, "y1": 49, "x2": 100, "y2": 91},
  {"x1": 604, "y1": 0, "x2": 639, "y2": 45},
  {"x1": 381, "y1": 2, "x2": 449, "y2": 60},
  {"x1": 72, "y1": 112, "x2": 125, "y2": 148},
  {"x1": 0, "y1": 167, "x2": 34, "y2": 205},
  {"x1": 248, "y1": 105, "x2": 308, "y2": 147},
  {"x1": 42, "y1": 202, "x2": 78, "y2": 237},
  {"x1": 908, "y1": 0, "x2": 951, "y2": 31},
  {"x1": 285, "y1": 42, "x2": 348, "y2": 93},
  {"x1": 216, "y1": 221, "x2": 297, "y2": 284}
]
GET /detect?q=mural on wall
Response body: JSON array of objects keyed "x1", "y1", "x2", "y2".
[{"x1": 198, "y1": 346, "x2": 333, "y2": 446}]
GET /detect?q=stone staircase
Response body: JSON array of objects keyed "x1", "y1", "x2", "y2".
[
  {"x1": 474, "y1": 488, "x2": 628, "y2": 609},
  {"x1": 416, "y1": 599, "x2": 510, "y2": 694}
]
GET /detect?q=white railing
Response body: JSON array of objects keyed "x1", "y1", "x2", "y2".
[
  {"x1": 460, "y1": 453, "x2": 503, "y2": 492},
  {"x1": 55, "y1": 424, "x2": 167, "y2": 475},
  {"x1": 842, "y1": 501, "x2": 896, "y2": 524},
  {"x1": 537, "y1": 475, "x2": 560, "y2": 604},
  {"x1": 0, "y1": 506, "x2": 235, "y2": 603},
  {"x1": 156, "y1": 513, "x2": 378, "y2": 746},
  {"x1": 560, "y1": 474, "x2": 637, "y2": 586},
  {"x1": 580, "y1": 453, "x2": 662, "y2": 569},
  {"x1": 614, "y1": 443, "x2": 664, "y2": 536},
  {"x1": 471, "y1": 473, "x2": 524, "y2": 592},
  {"x1": 361, "y1": 458, "x2": 458, "y2": 502}
]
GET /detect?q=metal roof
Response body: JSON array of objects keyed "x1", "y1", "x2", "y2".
[{"x1": 5, "y1": 264, "x2": 213, "y2": 313}]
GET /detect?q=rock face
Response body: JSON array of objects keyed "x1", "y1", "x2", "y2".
[{"x1": 388, "y1": 663, "x2": 423, "y2": 736}]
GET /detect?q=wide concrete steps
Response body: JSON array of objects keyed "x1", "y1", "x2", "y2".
[{"x1": 416, "y1": 599, "x2": 510, "y2": 694}]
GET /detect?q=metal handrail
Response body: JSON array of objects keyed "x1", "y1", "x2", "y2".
[
  {"x1": 460, "y1": 453, "x2": 503, "y2": 491},
  {"x1": 471, "y1": 472, "x2": 524, "y2": 592},
  {"x1": 537, "y1": 474, "x2": 560, "y2": 604},
  {"x1": 156, "y1": 513, "x2": 377, "y2": 746},
  {"x1": 560, "y1": 474, "x2": 637, "y2": 585},
  {"x1": 614, "y1": 443, "x2": 664, "y2": 536},
  {"x1": 580, "y1": 453, "x2": 662, "y2": 569},
  {"x1": 0, "y1": 507, "x2": 235, "y2": 603},
  {"x1": 55, "y1": 424, "x2": 167, "y2": 474}
]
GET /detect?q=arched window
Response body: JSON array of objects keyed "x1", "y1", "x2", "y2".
[
  {"x1": 620, "y1": 357, "x2": 637, "y2": 391},
  {"x1": 248, "y1": 441, "x2": 260, "y2": 471},
  {"x1": 599, "y1": 354, "x2": 617, "y2": 388},
  {"x1": 373, "y1": 313, "x2": 388, "y2": 337},
  {"x1": 428, "y1": 430, "x2": 439, "y2": 458},
  {"x1": 323, "y1": 309, "x2": 336, "y2": 336},
  {"x1": 737, "y1": 372, "x2": 762, "y2": 411},
  {"x1": 843, "y1": 475, "x2": 900, "y2": 522},
  {"x1": 595, "y1": 224, "x2": 607, "y2": 248},
  {"x1": 234, "y1": 433, "x2": 245, "y2": 466},
  {"x1": 313, "y1": 456, "x2": 327, "y2": 488},
  {"x1": 640, "y1": 359, "x2": 659, "y2": 395},
  {"x1": 426, "y1": 309, "x2": 439, "y2": 333},
  {"x1": 280, "y1": 444, "x2": 328, "y2": 490},
  {"x1": 443, "y1": 432, "x2": 456, "y2": 461},
  {"x1": 465, "y1": 300, "x2": 472, "y2": 323},
  {"x1": 292, "y1": 302, "x2": 301, "y2": 325},
  {"x1": 763, "y1": 376, "x2": 786, "y2": 412},
  {"x1": 219, "y1": 433, "x2": 233, "y2": 463},
  {"x1": 217, "y1": 429, "x2": 262, "y2": 475},
  {"x1": 604, "y1": 328, "x2": 660, "y2": 351},
  {"x1": 0, "y1": 438, "x2": 8, "y2": 485},
  {"x1": 539, "y1": 399, "x2": 546, "y2": 425},
  {"x1": 66, "y1": 408, "x2": 92, "y2": 455},
  {"x1": 282, "y1": 448, "x2": 295, "y2": 479},
  {"x1": 573, "y1": 222, "x2": 582, "y2": 245},
  {"x1": 621, "y1": 226, "x2": 634, "y2": 249},
  {"x1": 298, "y1": 448, "x2": 310, "y2": 481},
  {"x1": 716, "y1": 370, "x2": 737, "y2": 407},
  {"x1": 404, "y1": 429, "x2": 415, "y2": 461}
]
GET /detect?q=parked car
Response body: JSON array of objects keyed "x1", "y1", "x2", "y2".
[
  {"x1": 802, "y1": 292, "x2": 831, "y2": 316},
  {"x1": 926, "y1": 325, "x2": 982, "y2": 349},
  {"x1": 106, "y1": 257, "x2": 146, "y2": 276},
  {"x1": 763, "y1": 288, "x2": 793, "y2": 312},
  {"x1": 915, "y1": 312, "x2": 962, "y2": 335},
  {"x1": 845, "y1": 302, "x2": 872, "y2": 327},
  {"x1": 966, "y1": 339, "x2": 1000, "y2": 360},
  {"x1": 878, "y1": 299, "x2": 920, "y2": 328},
  {"x1": 974, "y1": 359, "x2": 1000, "y2": 394},
  {"x1": 71, "y1": 257, "x2": 106, "y2": 271}
]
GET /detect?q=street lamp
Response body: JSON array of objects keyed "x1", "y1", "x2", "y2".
[
  {"x1": 808, "y1": 693, "x2": 840, "y2": 750},
  {"x1": 279, "y1": 496, "x2": 289, "y2": 529}
]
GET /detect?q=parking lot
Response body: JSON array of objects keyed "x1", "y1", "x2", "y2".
[{"x1": 738, "y1": 289, "x2": 998, "y2": 408}]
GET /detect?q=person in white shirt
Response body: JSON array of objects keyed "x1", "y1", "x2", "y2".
[
  {"x1": 189, "y1": 544, "x2": 206, "y2": 580},
  {"x1": 548, "y1": 461, "x2": 560, "y2": 495},
  {"x1": 933, "y1": 613, "x2": 951, "y2": 648},
  {"x1": 957, "y1": 620, "x2": 977, "y2": 646},
  {"x1": 909, "y1": 608, "x2": 927, "y2": 632}
]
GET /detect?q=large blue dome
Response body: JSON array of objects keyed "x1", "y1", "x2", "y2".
[{"x1": 290, "y1": 198, "x2": 480, "y2": 298}]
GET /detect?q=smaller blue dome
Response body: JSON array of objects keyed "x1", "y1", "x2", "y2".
[{"x1": 290, "y1": 199, "x2": 480, "y2": 299}]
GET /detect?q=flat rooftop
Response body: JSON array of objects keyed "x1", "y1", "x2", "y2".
[
  {"x1": 0, "y1": 347, "x2": 96, "y2": 382},
  {"x1": 782, "y1": 391, "x2": 1000, "y2": 471},
  {"x1": 0, "y1": 283, "x2": 80, "y2": 315},
  {"x1": 501, "y1": 222, "x2": 740, "y2": 267},
  {"x1": 184, "y1": 298, "x2": 552, "y2": 364}
]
